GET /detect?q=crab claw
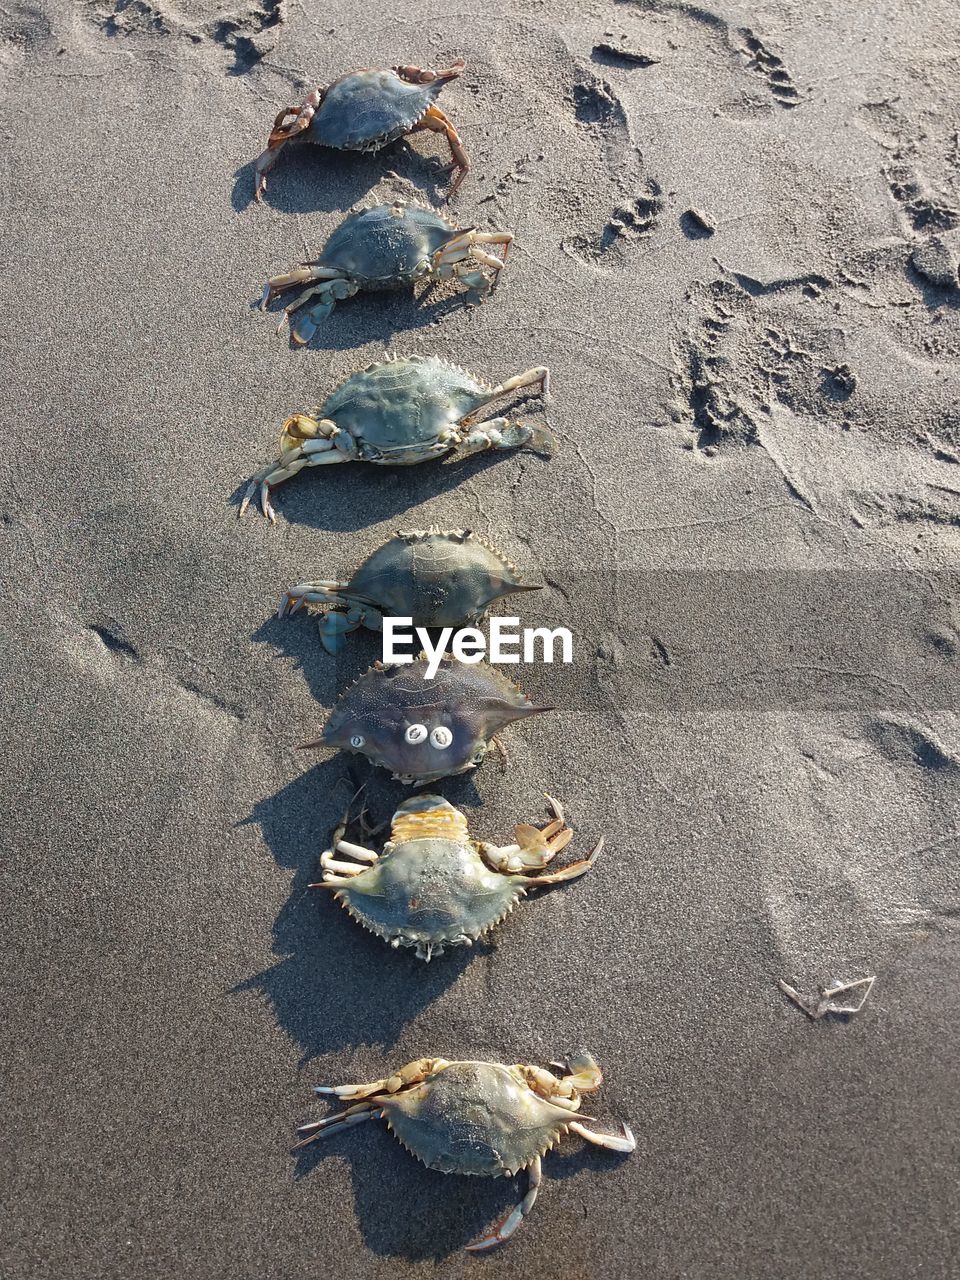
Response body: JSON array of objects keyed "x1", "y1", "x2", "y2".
[
  {"x1": 393, "y1": 58, "x2": 465, "y2": 85},
  {"x1": 568, "y1": 1119, "x2": 636, "y2": 1152},
  {"x1": 277, "y1": 589, "x2": 307, "y2": 619},
  {"x1": 528, "y1": 423, "x2": 556, "y2": 457},
  {"x1": 563, "y1": 1051, "x2": 604, "y2": 1092},
  {"x1": 466, "y1": 1154, "x2": 542, "y2": 1253}
]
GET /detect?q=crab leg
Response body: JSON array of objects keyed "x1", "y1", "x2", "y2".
[
  {"x1": 412, "y1": 104, "x2": 470, "y2": 195},
  {"x1": 313, "y1": 1057, "x2": 450, "y2": 1101},
  {"x1": 277, "y1": 413, "x2": 337, "y2": 451},
  {"x1": 489, "y1": 366, "x2": 550, "y2": 400},
  {"x1": 436, "y1": 229, "x2": 513, "y2": 265},
  {"x1": 253, "y1": 105, "x2": 302, "y2": 200},
  {"x1": 433, "y1": 230, "x2": 512, "y2": 294},
  {"x1": 254, "y1": 88, "x2": 323, "y2": 200},
  {"x1": 458, "y1": 367, "x2": 551, "y2": 431},
  {"x1": 278, "y1": 580, "x2": 345, "y2": 617},
  {"x1": 293, "y1": 1103, "x2": 383, "y2": 1150},
  {"x1": 473, "y1": 230, "x2": 514, "y2": 262},
  {"x1": 318, "y1": 851, "x2": 368, "y2": 877},
  {"x1": 240, "y1": 432, "x2": 354, "y2": 522},
  {"x1": 454, "y1": 416, "x2": 554, "y2": 460},
  {"x1": 568, "y1": 1120, "x2": 636, "y2": 1152},
  {"x1": 262, "y1": 266, "x2": 347, "y2": 308},
  {"x1": 470, "y1": 246, "x2": 511, "y2": 275},
  {"x1": 514, "y1": 837, "x2": 603, "y2": 885},
  {"x1": 268, "y1": 90, "x2": 322, "y2": 146},
  {"x1": 481, "y1": 798, "x2": 585, "y2": 873},
  {"x1": 466, "y1": 1155, "x2": 542, "y2": 1253},
  {"x1": 335, "y1": 840, "x2": 379, "y2": 863},
  {"x1": 394, "y1": 59, "x2": 466, "y2": 85}
]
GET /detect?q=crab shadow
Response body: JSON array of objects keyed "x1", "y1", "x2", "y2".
[
  {"x1": 256, "y1": 280, "x2": 480, "y2": 354},
  {"x1": 235, "y1": 713, "x2": 628, "y2": 1258},
  {"x1": 293, "y1": 1114, "x2": 631, "y2": 1261},
  {"x1": 251, "y1": 612, "x2": 378, "y2": 708},
  {"x1": 235, "y1": 755, "x2": 491, "y2": 1064},
  {"x1": 229, "y1": 440, "x2": 547, "y2": 533},
  {"x1": 231, "y1": 140, "x2": 452, "y2": 216}
]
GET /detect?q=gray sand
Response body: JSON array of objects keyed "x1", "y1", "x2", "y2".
[{"x1": 2, "y1": 1, "x2": 959, "y2": 1276}]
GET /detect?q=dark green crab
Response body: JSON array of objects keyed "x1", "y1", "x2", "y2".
[
  {"x1": 262, "y1": 201, "x2": 513, "y2": 343},
  {"x1": 240, "y1": 355, "x2": 552, "y2": 523},
  {"x1": 255, "y1": 60, "x2": 470, "y2": 200},
  {"x1": 279, "y1": 528, "x2": 542, "y2": 654},
  {"x1": 303, "y1": 657, "x2": 551, "y2": 785}
]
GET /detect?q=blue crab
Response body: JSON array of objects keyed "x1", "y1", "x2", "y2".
[
  {"x1": 315, "y1": 793, "x2": 602, "y2": 959},
  {"x1": 261, "y1": 201, "x2": 513, "y2": 343},
  {"x1": 239, "y1": 355, "x2": 551, "y2": 523},
  {"x1": 255, "y1": 60, "x2": 470, "y2": 200},
  {"x1": 302, "y1": 657, "x2": 551, "y2": 785},
  {"x1": 280, "y1": 528, "x2": 542, "y2": 654},
  {"x1": 295, "y1": 1052, "x2": 635, "y2": 1252}
]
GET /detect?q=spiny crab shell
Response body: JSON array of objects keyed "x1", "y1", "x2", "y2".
[
  {"x1": 239, "y1": 354, "x2": 552, "y2": 523},
  {"x1": 261, "y1": 202, "x2": 514, "y2": 345},
  {"x1": 295, "y1": 1053, "x2": 635, "y2": 1252},
  {"x1": 255, "y1": 61, "x2": 470, "y2": 200},
  {"x1": 303, "y1": 657, "x2": 552, "y2": 784},
  {"x1": 315, "y1": 793, "x2": 602, "y2": 959},
  {"x1": 279, "y1": 528, "x2": 543, "y2": 654}
]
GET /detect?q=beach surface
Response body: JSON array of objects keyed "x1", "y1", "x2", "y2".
[{"x1": 2, "y1": 1, "x2": 959, "y2": 1276}]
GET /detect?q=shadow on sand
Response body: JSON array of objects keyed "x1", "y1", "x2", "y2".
[
  {"x1": 231, "y1": 140, "x2": 454, "y2": 216},
  {"x1": 234, "y1": 694, "x2": 629, "y2": 1258},
  {"x1": 293, "y1": 1123, "x2": 629, "y2": 1261}
]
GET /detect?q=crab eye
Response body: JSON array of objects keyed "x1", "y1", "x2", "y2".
[
  {"x1": 429, "y1": 726, "x2": 453, "y2": 750},
  {"x1": 404, "y1": 724, "x2": 428, "y2": 745},
  {"x1": 350, "y1": 734, "x2": 365, "y2": 749}
]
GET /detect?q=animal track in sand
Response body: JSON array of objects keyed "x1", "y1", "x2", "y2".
[
  {"x1": 88, "y1": 618, "x2": 140, "y2": 662},
  {"x1": 564, "y1": 181, "x2": 664, "y2": 263},
  {"x1": 617, "y1": 2, "x2": 806, "y2": 111},
  {"x1": 735, "y1": 28, "x2": 801, "y2": 109},
  {"x1": 573, "y1": 74, "x2": 628, "y2": 128},
  {"x1": 78, "y1": 614, "x2": 247, "y2": 721},
  {"x1": 855, "y1": 92, "x2": 960, "y2": 234},
  {"x1": 668, "y1": 274, "x2": 846, "y2": 452},
  {"x1": 0, "y1": 1, "x2": 55, "y2": 80},
  {"x1": 885, "y1": 164, "x2": 959, "y2": 233},
  {"x1": 85, "y1": 0, "x2": 284, "y2": 68},
  {"x1": 563, "y1": 69, "x2": 663, "y2": 264},
  {"x1": 864, "y1": 717, "x2": 958, "y2": 773},
  {"x1": 849, "y1": 489, "x2": 960, "y2": 532}
]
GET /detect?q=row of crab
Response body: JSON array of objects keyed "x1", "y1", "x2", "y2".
[{"x1": 245, "y1": 61, "x2": 634, "y2": 1252}]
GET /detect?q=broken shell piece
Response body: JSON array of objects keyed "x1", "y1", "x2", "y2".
[{"x1": 777, "y1": 975, "x2": 876, "y2": 1020}]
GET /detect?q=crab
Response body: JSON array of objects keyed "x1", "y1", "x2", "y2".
[
  {"x1": 261, "y1": 201, "x2": 513, "y2": 344},
  {"x1": 294, "y1": 1051, "x2": 635, "y2": 1251},
  {"x1": 301, "y1": 657, "x2": 551, "y2": 784},
  {"x1": 239, "y1": 355, "x2": 552, "y2": 523},
  {"x1": 314, "y1": 793, "x2": 602, "y2": 959},
  {"x1": 254, "y1": 60, "x2": 470, "y2": 201},
  {"x1": 279, "y1": 528, "x2": 543, "y2": 654}
]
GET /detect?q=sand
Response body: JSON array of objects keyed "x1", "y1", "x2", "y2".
[{"x1": 2, "y1": 1, "x2": 959, "y2": 1276}]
